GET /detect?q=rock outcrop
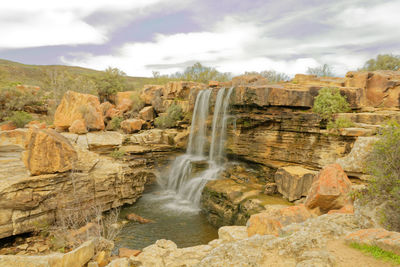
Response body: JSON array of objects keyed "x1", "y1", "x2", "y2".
[
  {"x1": 0, "y1": 128, "x2": 182, "y2": 239},
  {"x1": 305, "y1": 164, "x2": 352, "y2": 213},
  {"x1": 274, "y1": 166, "x2": 317, "y2": 201},
  {"x1": 54, "y1": 91, "x2": 104, "y2": 131},
  {"x1": 23, "y1": 128, "x2": 78, "y2": 175},
  {"x1": 246, "y1": 205, "x2": 313, "y2": 236}
]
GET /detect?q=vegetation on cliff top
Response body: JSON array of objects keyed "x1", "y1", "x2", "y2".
[
  {"x1": 362, "y1": 54, "x2": 400, "y2": 71},
  {"x1": 312, "y1": 87, "x2": 350, "y2": 121},
  {"x1": 154, "y1": 104, "x2": 184, "y2": 128}
]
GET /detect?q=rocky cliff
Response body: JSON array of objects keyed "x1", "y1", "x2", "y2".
[{"x1": 0, "y1": 128, "x2": 181, "y2": 239}]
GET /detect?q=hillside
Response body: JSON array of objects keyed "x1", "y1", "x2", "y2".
[{"x1": 0, "y1": 59, "x2": 152, "y2": 91}]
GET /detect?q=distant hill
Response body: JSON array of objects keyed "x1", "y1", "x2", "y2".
[{"x1": 0, "y1": 59, "x2": 153, "y2": 91}]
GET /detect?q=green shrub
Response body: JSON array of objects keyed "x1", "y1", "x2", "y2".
[
  {"x1": 130, "y1": 91, "x2": 145, "y2": 112},
  {"x1": 109, "y1": 117, "x2": 124, "y2": 130},
  {"x1": 362, "y1": 54, "x2": 400, "y2": 71},
  {"x1": 0, "y1": 87, "x2": 46, "y2": 121},
  {"x1": 154, "y1": 104, "x2": 183, "y2": 128},
  {"x1": 327, "y1": 117, "x2": 354, "y2": 130},
  {"x1": 312, "y1": 87, "x2": 350, "y2": 121},
  {"x1": 95, "y1": 67, "x2": 128, "y2": 102},
  {"x1": 6, "y1": 111, "x2": 33, "y2": 128},
  {"x1": 365, "y1": 121, "x2": 400, "y2": 231}
]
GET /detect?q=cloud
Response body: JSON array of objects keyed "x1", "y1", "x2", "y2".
[{"x1": 0, "y1": 0, "x2": 171, "y2": 48}]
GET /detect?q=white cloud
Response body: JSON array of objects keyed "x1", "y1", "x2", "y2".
[
  {"x1": 0, "y1": 0, "x2": 169, "y2": 48},
  {"x1": 56, "y1": 1, "x2": 400, "y2": 77}
]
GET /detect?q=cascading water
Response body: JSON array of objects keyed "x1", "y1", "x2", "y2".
[{"x1": 159, "y1": 87, "x2": 234, "y2": 211}]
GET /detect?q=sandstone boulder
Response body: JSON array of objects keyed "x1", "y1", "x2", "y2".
[
  {"x1": 86, "y1": 131, "x2": 123, "y2": 152},
  {"x1": 115, "y1": 91, "x2": 134, "y2": 107},
  {"x1": 208, "y1": 81, "x2": 220, "y2": 87},
  {"x1": 232, "y1": 74, "x2": 268, "y2": 86},
  {"x1": 275, "y1": 166, "x2": 317, "y2": 201},
  {"x1": 218, "y1": 226, "x2": 248, "y2": 242},
  {"x1": 305, "y1": 164, "x2": 352, "y2": 213},
  {"x1": 247, "y1": 205, "x2": 313, "y2": 237},
  {"x1": 119, "y1": 248, "x2": 141, "y2": 258},
  {"x1": 139, "y1": 106, "x2": 155, "y2": 121},
  {"x1": 163, "y1": 81, "x2": 200, "y2": 100},
  {"x1": 0, "y1": 122, "x2": 16, "y2": 131},
  {"x1": 68, "y1": 119, "x2": 88, "y2": 134},
  {"x1": 100, "y1": 102, "x2": 115, "y2": 117},
  {"x1": 336, "y1": 136, "x2": 378, "y2": 177},
  {"x1": 116, "y1": 98, "x2": 132, "y2": 113},
  {"x1": 23, "y1": 128, "x2": 77, "y2": 175},
  {"x1": 141, "y1": 85, "x2": 164, "y2": 105},
  {"x1": 120, "y1": 119, "x2": 143, "y2": 134},
  {"x1": 54, "y1": 91, "x2": 104, "y2": 131}
]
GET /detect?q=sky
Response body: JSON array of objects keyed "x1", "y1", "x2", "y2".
[{"x1": 0, "y1": 0, "x2": 399, "y2": 77}]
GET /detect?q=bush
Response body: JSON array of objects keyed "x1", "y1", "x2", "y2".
[
  {"x1": 130, "y1": 91, "x2": 145, "y2": 112},
  {"x1": 109, "y1": 117, "x2": 124, "y2": 130},
  {"x1": 95, "y1": 67, "x2": 128, "y2": 102},
  {"x1": 327, "y1": 117, "x2": 354, "y2": 130},
  {"x1": 365, "y1": 121, "x2": 400, "y2": 231},
  {"x1": 0, "y1": 87, "x2": 46, "y2": 121},
  {"x1": 362, "y1": 54, "x2": 400, "y2": 71},
  {"x1": 6, "y1": 111, "x2": 33, "y2": 128},
  {"x1": 154, "y1": 104, "x2": 183, "y2": 128},
  {"x1": 313, "y1": 87, "x2": 350, "y2": 121}
]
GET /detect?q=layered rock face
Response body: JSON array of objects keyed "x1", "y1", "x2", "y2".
[
  {"x1": 202, "y1": 71, "x2": 400, "y2": 227},
  {"x1": 0, "y1": 128, "x2": 182, "y2": 239}
]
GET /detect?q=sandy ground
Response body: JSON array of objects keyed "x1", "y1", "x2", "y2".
[{"x1": 326, "y1": 239, "x2": 398, "y2": 267}]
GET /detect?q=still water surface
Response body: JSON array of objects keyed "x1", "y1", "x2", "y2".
[{"x1": 114, "y1": 184, "x2": 218, "y2": 251}]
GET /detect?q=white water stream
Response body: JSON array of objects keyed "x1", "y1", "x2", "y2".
[{"x1": 158, "y1": 87, "x2": 234, "y2": 211}]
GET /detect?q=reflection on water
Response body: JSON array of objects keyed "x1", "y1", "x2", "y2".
[{"x1": 114, "y1": 184, "x2": 218, "y2": 251}]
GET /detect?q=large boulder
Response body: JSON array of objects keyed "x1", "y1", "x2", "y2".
[
  {"x1": 139, "y1": 106, "x2": 155, "y2": 121},
  {"x1": 68, "y1": 119, "x2": 88, "y2": 135},
  {"x1": 120, "y1": 119, "x2": 143, "y2": 134},
  {"x1": 23, "y1": 128, "x2": 77, "y2": 175},
  {"x1": 305, "y1": 164, "x2": 352, "y2": 213},
  {"x1": 336, "y1": 136, "x2": 378, "y2": 178},
  {"x1": 54, "y1": 91, "x2": 104, "y2": 131},
  {"x1": 246, "y1": 205, "x2": 313, "y2": 237},
  {"x1": 163, "y1": 81, "x2": 203, "y2": 100},
  {"x1": 141, "y1": 85, "x2": 164, "y2": 105},
  {"x1": 274, "y1": 166, "x2": 317, "y2": 201}
]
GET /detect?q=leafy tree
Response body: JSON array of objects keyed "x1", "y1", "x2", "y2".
[
  {"x1": 307, "y1": 64, "x2": 335, "y2": 77},
  {"x1": 362, "y1": 54, "x2": 400, "y2": 71},
  {"x1": 312, "y1": 87, "x2": 350, "y2": 121},
  {"x1": 365, "y1": 121, "x2": 400, "y2": 230},
  {"x1": 95, "y1": 67, "x2": 128, "y2": 102}
]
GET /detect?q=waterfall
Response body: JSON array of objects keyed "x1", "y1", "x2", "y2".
[{"x1": 160, "y1": 87, "x2": 234, "y2": 210}]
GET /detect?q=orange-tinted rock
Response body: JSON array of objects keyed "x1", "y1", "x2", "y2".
[
  {"x1": 22, "y1": 128, "x2": 78, "y2": 175},
  {"x1": 292, "y1": 74, "x2": 318, "y2": 84},
  {"x1": 119, "y1": 247, "x2": 141, "y2": 257},
  {"x1": 106, "y1": 108, "x2": 122, "y2": 119},
  {"x1": 120, "y1": 119, "x2": 143, "y2": 134},
  {"x1": 100, "y1": 102, "x2": 115, "y2": 117},
  {"x1": 209, "y1": 81, "x2": 220, "y2": 87},
  {"x1": 327, "y1": 204, "x2": 354, "y2": 215},
  {"x1": 163, "y1": 81, "x2": 203, "y2": 100},
  {"x1": 54, "y1": 91, "x2": 104, "y2": 131},
  {"x1": 26, "y1": 121, "x2": 46, "y2": 130},
  {"x1": 68, "y1": 119, "x2": 88, "y2": 134},
  {"x1": 232, "y1": 74, "x2": 268, "y2": 86},
  {"x1": 126, "y1": 213, "x2": 153, "y2": 223},
  {"x1": 305, "y1": 163, "x2": 352, "y2": 213},
  {"x1": 247, "y1": 205, "x2": 313, "y2": 237},
  {"x1": 345, "y1": 71, "x2": 400, "y2": 108},
  {"x1": 115, "y1": 91, "x2": 135, "y2": 107},
  {"x1": 0, "y1": 122, "x2": 16, "y2": 131},
  {"x1": 116, "y1": 98, "x2": 133, "y2": 113},
  {"x1": 141, "y1": 85, "x2": 164, "y2": 105},
  {"x1": 139, "y1": 106, "x2": 155, "y2": 121}
]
